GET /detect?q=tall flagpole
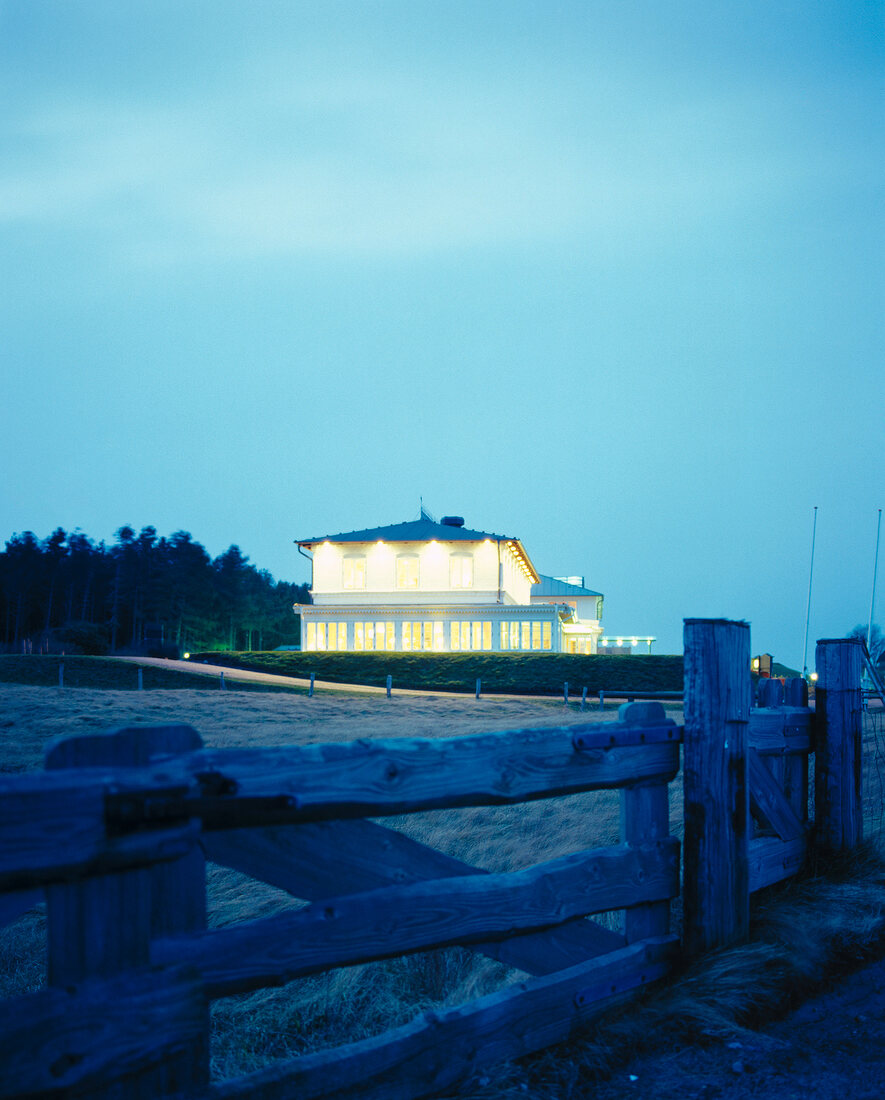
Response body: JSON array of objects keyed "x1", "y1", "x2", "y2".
[
  {"x1": 802, "y1": 506, "x2": 818, "y2": 679},
  {"x1": 868, "y1": 508, "x2": 882, "y2": 654}
]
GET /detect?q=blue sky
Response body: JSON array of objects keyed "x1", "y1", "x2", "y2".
[{"x1": 2, "y1": 1, "x2": 883, "y2": 664}]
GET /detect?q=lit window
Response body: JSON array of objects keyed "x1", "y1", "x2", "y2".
[
  {"x1": 542, "y1": 622, "x2": 552, "y2": 650},
  {"x1": 500, "y1": 623, "x2": 509, "y2": 650},
  {"x1": 317, "y1": 623, "x2": 327, "y2": 650},
  {"x1": 433, "y1": 622, "x2": 445, "y2": 651},
  {"x1": 482, "y1": 622, "x2": 492, "y2": 650},
  {"x1": 354, "y1": 623, "x2": 364, "y2": 651},
  {"x1": 450, "y1": 622, "x2": 460, "y2": 650},
  {"x1": 450, "y1": 554, "x2": 473, "y2": 588},
  {"x1": 338, "y1": 623, "x2": 347, "y2": 650},
  {"x1": 366, "y1": 622, "x2": 375, "y2": 650},
  {"x1": 460, "y1": 622, "x2": 470, "y2": 650},
  {"x1": 374, "y1": 622, "x2": 385, "y2": 651},
  {"x1": 532, "y1": 623, "x2": 541, "y2": 650},
  {"x1": 306, "y1": 622, "x2": 316, "y2": 651},
  {"x1": 401, "y1": 622, "x2": 412, "y2": 651},
  {"x1": 385, "y1": 622, "x2": 395, "y2": 650},
  {"x1": 521, "y1": 623, "x2": 530, "y2": 650},
  {"x1": 397, "y1": 555, "x2": 419, "y2": 588},
  {"x1": 509, "y1": 622, "x2": 519, "y2": 650},
  {"x1": 422, "y1": 622, "x2": 432, "y2": 650},
  {"x1": 472, "y1": 622, "x2": 481, "y2": 650},
  {"x1": 343, "y1": 556, "x2": 366, "y2": 589}
]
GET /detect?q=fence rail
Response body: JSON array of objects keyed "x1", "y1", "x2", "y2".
[{"x1": 0, "y1": 623, "x2": 866, "y2": 1099}]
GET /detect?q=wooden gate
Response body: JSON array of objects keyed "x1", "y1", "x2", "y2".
[{"x1": 0, "y1": 624, "x2": 865, "y2": 1098}]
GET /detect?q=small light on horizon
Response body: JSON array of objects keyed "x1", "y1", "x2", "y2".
[{"x1": 183, "y1": 652, "x2": 190, "y2": 659}]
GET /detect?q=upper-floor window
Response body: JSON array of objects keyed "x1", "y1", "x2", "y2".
[
  {"x1": 342, "y1": 555, "x2": 366, "y2": 589},
  {"x1": 449, "y1": 553, "x2": 473, "y2": 588},
  {"x1": 396, "y1": 554, "x2": 419, "y2": 589}
]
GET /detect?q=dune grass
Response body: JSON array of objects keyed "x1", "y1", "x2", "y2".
[
  {"x1": 2, "y1": 688, "x2": 884, "y2": 1098},
  {"x1": 189, "y1": 650, "x2": 684, "y2": 696}
]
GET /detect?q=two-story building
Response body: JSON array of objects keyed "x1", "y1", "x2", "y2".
[{"x1": 293, "y1": 511, "x2": 608, "y2": 654}]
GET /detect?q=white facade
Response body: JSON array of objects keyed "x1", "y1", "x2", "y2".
[
  {"x1": 294, "y1": 514, "x2": 606, "y2": 654},
  {"x1": 530, "y1": 575, "x2": 605, "y2": 655}
]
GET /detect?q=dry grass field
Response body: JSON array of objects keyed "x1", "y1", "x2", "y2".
[
  {"x1": 3, "y1": 681, "x2": 885, "y2": 1099},
  {"x1": 0, "y1": 681, "x2": 684, "y2": 1087}
]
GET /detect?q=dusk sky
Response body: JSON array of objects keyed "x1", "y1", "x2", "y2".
[{"x1": 2, "y1": 1, "x2": 882, "y2": 666}]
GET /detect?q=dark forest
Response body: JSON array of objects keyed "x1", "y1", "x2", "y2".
[{"x1": 0, "y1": 526, "x2": 310, "y2": 655}]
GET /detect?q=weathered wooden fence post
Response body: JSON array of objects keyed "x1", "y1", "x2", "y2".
[
  {"x1": 620, "y1": 701, "x2": 671, "y2": 942},
  {"x1": 814, "y1": 637, "x2": 864, "y2": 851},
  {"x1": 44, "y1": 724, "x2": 209, "y2": 1096},
  {"x1": 683, "y1": 618, "x2": 751, "y2": 955}
]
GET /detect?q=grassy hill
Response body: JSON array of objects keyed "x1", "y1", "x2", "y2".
[
  {"x1": 188, "y1": 650, "x2": 684, "y2": 695},
  {"x1": 0, "y1": 655, "x2": 292, "y2": 692}
]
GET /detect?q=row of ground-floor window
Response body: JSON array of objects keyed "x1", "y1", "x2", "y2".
[{"x1": 303, "y1": 620, "x2": 554, "y2": 652}]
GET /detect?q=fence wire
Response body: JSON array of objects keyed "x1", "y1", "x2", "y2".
[{"x1": 862, "y1": 697, "x2": 885, "y2": 843}]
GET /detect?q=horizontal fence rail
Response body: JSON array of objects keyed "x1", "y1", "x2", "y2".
[{"x1": 0, "y1": 623, "x2": 865, "y2": 1100}]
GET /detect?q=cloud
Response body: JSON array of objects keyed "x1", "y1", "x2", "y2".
[{"x1": 0, "y1": 57, "x2": 878, "y2": 266}]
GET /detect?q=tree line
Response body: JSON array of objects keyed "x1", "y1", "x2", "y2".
[{"x1": 0, "y1": 526, "x2": 310, "y2": 656}]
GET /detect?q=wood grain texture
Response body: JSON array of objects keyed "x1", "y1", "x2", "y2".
[
  {"x1": 0, "y1": 775, "x2": 198, "y2": 891},
  {"x1": 186, "y1": 726, "x2": 681, "y2": 823},
  {"x1": 748, "y1": 708, "x2": 812, "y2": 754},
  {"x1": 620, "y1": 784, "x2": 672, "y2": 942},
  {"x1": 683, "y1": 618, "x2": 751, "y2": 955},
  {"x1": 44, "y1": 725, "x2": 209, "y2": 1096},
  {"x1": 784, "y1": 678, "x2": 809, "y2": 707},
  {"x1": 814, "y1": 639, "x2": 864, "y2": 850},
  {"x1": 47, "y1": 866, "x2": 152, "y2": 985},
  {"x1": 46, "y1": 724, "x2": 208, "y2": 935},
  {"x1": 203, "y1": 821, "x2": 624, "y2": 976},
  {"x1": 748, "y1": 747, "x2": 805, "y2": 841},
  {"x1": 44, "y1": 724, "x2": 203, "y2": 770},
  {"x1": 156, "y1": 842, "x2": 679, "y2": 998},
  {"x1": 749, "y1": 835, "x2": 806, "y2": 892},
  {"x1": 207, "y1": 937, "x2": 678, "y2": 1100},
  {"x1": 749, "y1": 706, "x2": 812, "y2": 823},
  {"x1": 0, "y1": 965, "x2": 207, "y2": 1099}
]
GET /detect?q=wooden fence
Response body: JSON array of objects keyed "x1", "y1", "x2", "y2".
[{"x1": 0, "y1": 621, "x2": 865, "y2": 1099}]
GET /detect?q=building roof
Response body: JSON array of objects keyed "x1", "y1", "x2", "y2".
[
  {"x1": 295, "y1": 516, "x2": 509, "y2": 546},
  {"x1": 532, "y1": 574, "x2": 603, "y2": 598},
  {"x1": 295, "y1": 515, "x2": 541, "y2": 584}
]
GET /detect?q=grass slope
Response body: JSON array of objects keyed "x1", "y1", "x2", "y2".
[
  {"x1": 0, "y1": 655, "x2": 297, "y2": 692},
  {"x1": 189, "y1": 650, "x2": 684, "y2": 695}
]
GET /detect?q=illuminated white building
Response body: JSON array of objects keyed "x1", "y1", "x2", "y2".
[{"x1": 294, "y1": 511, "x2": 610, "y2": 654}]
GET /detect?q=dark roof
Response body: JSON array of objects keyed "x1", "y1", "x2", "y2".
[
  {"x1": 532, "y1": 574, "x2": 603, "y2": 598},
  {"x1": 296, "y1": 517, "x2": 512, "y2": 546}
]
